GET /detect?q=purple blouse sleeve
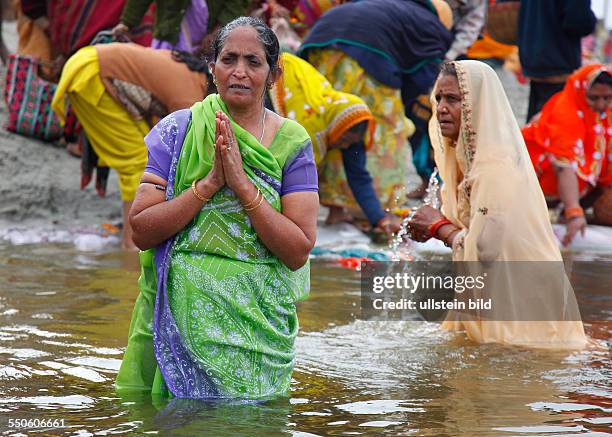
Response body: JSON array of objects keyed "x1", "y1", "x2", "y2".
[
  {"x1": 281, "y1": 140, "x2": 319, "y2": 196},
  {"x1": 144, "y1": 109, "x2": 192, "y2": 181}
]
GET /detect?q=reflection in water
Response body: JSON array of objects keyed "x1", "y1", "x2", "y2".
[{"x1": 0, "y1": 241, "x2": 609, "y2": 436}]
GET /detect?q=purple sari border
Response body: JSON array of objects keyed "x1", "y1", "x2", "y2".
[{"x1": 150, "y1": 110, "x2": 219, "y2": 398}]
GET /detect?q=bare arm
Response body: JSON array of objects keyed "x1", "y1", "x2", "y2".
[
  {"x1": 555, "y1": 165, "x2": 586, "y2": 246},
  {"x1": 234, "y1": 183, "x2": 319, "y2": 271},
  {"x1": 217, "y1": 112, "x2": 318, "y2": 270},
  {"x1": 130, "y1": 120, "x2": 227, "y2": 250},
  {"x1": 555, "y1": 165, "x2": 581, "y2": 209},
  {"x1": 129, "y1": 173, "x2": 222, "y2": 250}
]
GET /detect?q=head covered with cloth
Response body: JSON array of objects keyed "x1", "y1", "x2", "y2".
[{"x1": 408, "y1": 60, "x2": 588, "y2": 349}]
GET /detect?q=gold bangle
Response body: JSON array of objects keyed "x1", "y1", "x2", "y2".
[
  {"x1": 242, "y1": 188, "x2": 261, "y2": 208},
  {"x1": 244, "y1": 194, "x2": 265, "y2": 211},
  {"x1": 191, "y1": 179, "x2": 208, "y2": 202}
]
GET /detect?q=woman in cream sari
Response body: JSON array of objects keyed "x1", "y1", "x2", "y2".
[{"x1": 408, "y1": 60, "x2": 588, "y2": 350}]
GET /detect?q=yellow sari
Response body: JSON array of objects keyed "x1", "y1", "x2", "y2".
[{"x1": 270, "y1": 52, "x2": 374, "y2": 165}]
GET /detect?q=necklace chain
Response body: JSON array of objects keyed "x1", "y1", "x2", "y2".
[{"x1": 259, "y1": 109, "x2": 267, "y2": 144}]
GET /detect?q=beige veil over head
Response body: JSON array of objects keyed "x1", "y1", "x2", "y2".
[{"x1": 429, "y1": 60, "x2": 587, "y2": 349}]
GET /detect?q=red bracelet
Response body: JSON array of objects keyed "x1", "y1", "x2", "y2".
[{"x1": 428, "y1": 218, "x2": 453, "y2": 239}]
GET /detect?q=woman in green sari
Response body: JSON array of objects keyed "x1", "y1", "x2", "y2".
[{"x1": 116, "y1": 17, "x2": 319, "y2": 399}]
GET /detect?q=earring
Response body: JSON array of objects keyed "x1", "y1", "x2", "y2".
[{"x1": 212, "y1": 76, "x2": 217, "y2": 86}]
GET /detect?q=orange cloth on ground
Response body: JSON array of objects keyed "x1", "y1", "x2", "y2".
[
  {"x1": 467, "y1": 33, "x2": 516, "y2": 61},
  {"x1": 522, "y1": 64, "x2": 612, "y2": 199},
  {"x1": 96, "y1": 43, "x2": 208, "y2": 113}
]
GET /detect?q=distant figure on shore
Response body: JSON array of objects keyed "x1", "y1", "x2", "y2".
[
  {"x1": 522, "y1": 64, "x2": 611, "y2": 246},
  {"x1": 518, "y1": 0, "x2": 596, "y2": 122},
  {"x1": 111, "y1": 0, "x2": 250, "y2": 53}
]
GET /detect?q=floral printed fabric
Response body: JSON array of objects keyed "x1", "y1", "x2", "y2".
[
  {"x1": 306, "y1": 48, "x2": 415, "y2": 211},
  {"x1": 159, "y1": 95, "x2": 311, "y2": 399}
]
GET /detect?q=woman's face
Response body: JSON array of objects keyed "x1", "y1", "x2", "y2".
[
  {"x1": 586, "y1": 82, "x2": 612, "y2": 114},
  {"x1": 435, "y1": 74, "x2": 462, "y2": 141},
  {"x1": 210, "y1": 26, "x2": 271, "y2": 110}
]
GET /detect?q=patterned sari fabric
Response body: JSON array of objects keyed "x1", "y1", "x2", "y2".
[
  {"x1": 292, "y1": 0, "x2": 344, "y2": 32},
  {"x1": 117, "y1": 95, "x2": 312, "y2": 399},
  {"x1": 522, "y1": 64, "x2": 612, "y2": 199},
  {"x1": 45, "y1": 0, "x2": 154, "y2": 57},
  {"x1": 270, "y1": 52, "x2": 374, "y2": 165},
  {"x1": 306, "y1": 48, "x2": 414, "y2": 211}
]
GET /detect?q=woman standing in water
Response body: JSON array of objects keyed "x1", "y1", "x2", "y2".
[
  {"x1": 408, "y1": 61, "x2": 588, "y2": 349},
  {"x1": 116, "y1": 17, "x2": 318, "y2": 398}
]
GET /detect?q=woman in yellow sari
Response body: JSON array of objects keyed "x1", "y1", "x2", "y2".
[
  {"x1": 51, "y1": 43, "x2": 208, "y2": 249},
  {"x1": 408, "y1": 61, "x2": 587, "y2": 349},
  {"x1": 269, "y1": 52, "x2": 399, "y2": 233}
]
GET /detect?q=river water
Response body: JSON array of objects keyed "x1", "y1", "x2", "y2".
[{"x1": 0, "y1": 239, "x2": 610, "y2": 436}]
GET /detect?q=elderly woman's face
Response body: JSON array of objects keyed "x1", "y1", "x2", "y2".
[
  {"x1": 211, "y1": 26, "x2": 271, "y2": 109},
  {"x1": 435, "y1": 74, "x2": 462, "y2": 141},
  {"x1": 586, "y1": 82, "x2": 612, "y2": 114}
]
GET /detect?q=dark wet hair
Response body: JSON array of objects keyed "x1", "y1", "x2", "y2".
[
  {"x1": 439, "y1": 61, "x2": 457, "y2": 77},
  {"x1": 591, "y1": 70, "x2": 612, "y2": 88},
  {"x1": 212, "y1": 16, "x2": 280, "y2": 77},
  {"x1": 172, "y1": 50, "x2": 211, "y2": 75}
]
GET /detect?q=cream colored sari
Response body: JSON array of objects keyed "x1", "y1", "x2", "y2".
[{"x1": 429, "y1": 60, "x2": 587, "y2": 349}]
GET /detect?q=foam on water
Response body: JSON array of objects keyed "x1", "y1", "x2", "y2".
[{"x1": 0, "y1": 227, "x2": 120, "y2": 251}]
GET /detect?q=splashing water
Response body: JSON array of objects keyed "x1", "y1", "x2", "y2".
[{"x1": 390, "y1": 168, "x2": 440, "y2": 261}]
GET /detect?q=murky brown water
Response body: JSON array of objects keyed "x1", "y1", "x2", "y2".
[{"x1": 0, "y1": 240, "x2": 610, "y2": 436}]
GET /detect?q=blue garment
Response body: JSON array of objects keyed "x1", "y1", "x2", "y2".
[
  {"x1": 518, "y1": 0, "x2": 596, "y2": 78},
  {"x1": 299, "y1": 0, "x2": 452, "y2": 104},
  {"x1": 342, "y1": 141, "x2": 385, "y2": 225}
]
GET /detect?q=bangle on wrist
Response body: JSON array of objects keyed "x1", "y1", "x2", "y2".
[
  {"x1": 564, "y1": 206, "x2": 584, "y2": 220},
  {"x1": 428, "y1": 218, "x2": 453, "y2": 239},
  {"x1": 243, "y1": 188, "x2": 261, "y2": 209},
  {"x1": 191, "y1": 179, "x2": 208, "y2": 203},
  {"x1": 444, "y1": 229, "x2": 460, "y2": 248},
  {"x1": 244, "y1": 194, "x2": 265, "y2": 211}
]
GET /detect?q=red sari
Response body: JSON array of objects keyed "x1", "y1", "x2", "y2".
[
  {"x1": 21, "y1": 0, "x2": 154, "y2": 57},
  {"x1": 522, "y1": 64, "x2": 612, "y2": 199}
]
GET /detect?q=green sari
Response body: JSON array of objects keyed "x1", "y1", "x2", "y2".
[{"x1": 117, "y1": 94, "x2": 312, "y2": 399}]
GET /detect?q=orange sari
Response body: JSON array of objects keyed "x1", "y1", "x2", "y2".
[{"x1": 522, "y1": 64, "x2": 612, "y2": 199}]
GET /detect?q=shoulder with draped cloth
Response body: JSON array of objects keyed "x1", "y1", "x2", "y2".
[
  {"x1": 116, "y1": 94, "x2": 318, "y2": 399},
  {"x1": 429, "y1": 60, "x2": 588, "y2": 349},
  {"x1": 522, "y1": 64, "x2": 612, "y2": 200}
]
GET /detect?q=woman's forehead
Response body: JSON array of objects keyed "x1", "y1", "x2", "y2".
[
  {"x1": 437, "y1": 75, "x2": 460, "y2": 92},
  {"x1": 221, "y1": 27, "x2": 265, "y2": 56}
]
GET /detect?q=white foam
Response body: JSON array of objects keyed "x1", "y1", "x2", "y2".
[{"x1": 0, "y1": 227, "x2": 119, "y2": 252}]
